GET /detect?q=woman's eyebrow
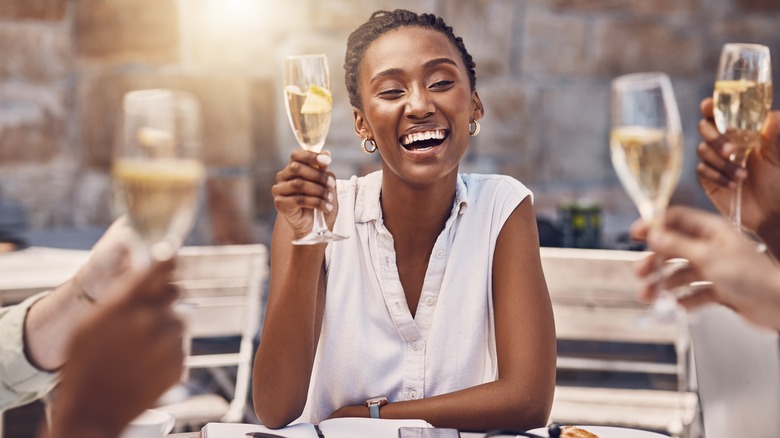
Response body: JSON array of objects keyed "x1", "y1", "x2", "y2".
[
  {"x1": 370, "y1": 68, "x2": 403, "y2": 84},
  {"x1": 424, "y1": 57, "x2": 458, "y2": 70},
  {"x1": 369, "y1": 58, "x2": 458, "y2": 85}
]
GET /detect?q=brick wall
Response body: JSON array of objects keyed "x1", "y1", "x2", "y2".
[{"x1": 1, "y1": 0, "x2": 779, "y2": 244}]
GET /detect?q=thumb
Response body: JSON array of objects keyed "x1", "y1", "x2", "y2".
[{"x1": 112, "y1": 258, "x2": 178, "y2": 307}]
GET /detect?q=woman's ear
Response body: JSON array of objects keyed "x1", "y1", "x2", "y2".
[
  {"x1": 353, "y1": 108, "x2": 372, "y2": 139},
  {"x1": 471, "y1": 91, "x2": 485, "y2": 121}
]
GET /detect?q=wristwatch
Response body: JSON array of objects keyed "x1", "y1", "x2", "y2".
[{"x1": 365, "y1": 396, "x2": 388, "y2": 418}]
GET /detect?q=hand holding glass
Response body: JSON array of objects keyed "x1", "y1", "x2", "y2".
[
  {"x1": 610, "y1": 73, "x2": 684, "y2": 322},
  {"x1": 282, "y1": 54, "x2": 347, "y2": 245},
  {"x1": 713, "y1": 43, "x2": 772, "y2": 230},
  {"x1": 112, "y1": 89, "x2": 205, "y2": 263}
]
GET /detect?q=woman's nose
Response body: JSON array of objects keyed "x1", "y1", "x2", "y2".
[{"x1": 405, "y1": 87, "x2": 435, "y2": 119}]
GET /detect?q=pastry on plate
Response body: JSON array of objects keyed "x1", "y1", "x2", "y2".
[{"x1": 560, "y1": 426, "x2": 599, "y2": 438}]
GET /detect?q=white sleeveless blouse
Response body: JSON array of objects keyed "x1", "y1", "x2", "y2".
[{"x1": 298, "y1": 171, "x2": 532, "y2": 423}]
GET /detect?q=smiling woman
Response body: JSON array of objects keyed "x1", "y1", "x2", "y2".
[{"x1": 252, "y1": 9, "x2": 556, "y2": 432}]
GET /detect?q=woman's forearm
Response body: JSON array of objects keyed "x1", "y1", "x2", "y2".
[
  {"x1": 332, "y1": 377, "x2": 553, "y2": 432},
  {"x1": 252, "y1": 228, "x2": 327, "y2": 428}
]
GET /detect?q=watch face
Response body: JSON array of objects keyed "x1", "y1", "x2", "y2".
[{"x1": 366, "y1": 396, "x2": 388, "y2": 406}]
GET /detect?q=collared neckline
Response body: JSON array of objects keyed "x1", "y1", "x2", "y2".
[{"x1": 354, "y1": 171, "x2": 470, "y2": 225}]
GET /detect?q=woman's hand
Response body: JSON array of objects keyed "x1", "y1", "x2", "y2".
[
  {"x1": 272, "y1": 149, "x2": 338, "y2": 241},
  {"x1": 696, "y1": 98, "x2": 780, "y2": 235}
]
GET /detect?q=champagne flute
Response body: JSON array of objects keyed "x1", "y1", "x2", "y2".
[
  {"x1": 610, "y1": 73, "x2": 684, "y2": 323},
  {"x1": 282, "y1": 54, "x2": 347, "y2": 245},
  {"x1": 713, "y1": 43, "x2": 772, "y2": 231},
  {"x1": 112, "y1": 89, "x2": 206, "y2": 263}
]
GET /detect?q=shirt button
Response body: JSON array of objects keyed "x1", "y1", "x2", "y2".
[
  {"x1": 435, "y1": 250, "x2": 444, "y2": 259},
  {"x1": 425, "y1": 297, "x2": 435, "y2": 306},
  {"x1": 409, "y1": 391, "x2": 418, "y2": 400},
  {"x1": 395, "y1": 301, "x2": 402, "y2": 310},
  {"x1": 412, "y1": 341, "x2": 420, "y2": 351}
]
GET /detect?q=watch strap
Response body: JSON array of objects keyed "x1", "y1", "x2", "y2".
[{"x1": 368, "y1": 403, "x2": 381, "y2": 418}]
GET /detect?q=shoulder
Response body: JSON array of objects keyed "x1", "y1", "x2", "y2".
[
  {"x1": 334, "y1": 171, "x2": 382, "y2": 224},
  {"x1": 335, "y1": 171, "x2": 381, "y2": 197}
]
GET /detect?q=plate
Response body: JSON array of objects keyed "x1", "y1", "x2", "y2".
[{"x1": 526, "y1": 425, "x2": 669, "y2": 437}]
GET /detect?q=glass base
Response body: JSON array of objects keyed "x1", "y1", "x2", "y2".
[{"x1": 292, "y1": 230, "x2": 348, "y2": 245}]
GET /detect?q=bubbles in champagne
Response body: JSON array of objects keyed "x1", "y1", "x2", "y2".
[
  {"x1": 610, "y1": 126, "x2": 683, "y2": 221},
  {"x1": 284, "y1": 85, "x2": 332, "y2": 152},
  {"x1": 713, "y1": 80, "x2": 773, "y2": 165},
  {"x1": 112, "y1": 158, "x2": 205, "y2": 251}
]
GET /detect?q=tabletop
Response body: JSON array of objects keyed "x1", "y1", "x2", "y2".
[
  {"x1": 169, "y1": 432, "x2": 488, "y2": 438},
  {"x1": 0, "y1": 246, "x2": 90, "y2": 304}
]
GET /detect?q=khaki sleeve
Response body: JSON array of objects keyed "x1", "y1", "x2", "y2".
[{"x1": 0, "y1": 292, "x2": 59, "y2": 411}]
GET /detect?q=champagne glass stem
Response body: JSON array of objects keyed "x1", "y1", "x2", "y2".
[
  {"x1": 639, "y1": 209, "x2": 678, "y2": 325},
  {"x1": 311, "y1": 208, "x2": 330, "y2": 236},
  {"x1": 730, "y1": 177, "x2": 744, "y2": 231}
]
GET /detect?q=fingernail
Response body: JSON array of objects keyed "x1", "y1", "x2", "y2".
[
  {"x1": 327, "y1": 192, "x2": 333, "y2": 202},
  {"x1": 327, "y1": 176, "x2": 336, "y2": 187},
  {"x1": 325, "y1": 203, "x2": 334, "y2": 212},
  {"x1": 735, "y1": 168, "x2": 747, "y2": 179},
  {"x1": 722, "y1": 142, "x2": 734, "y2": 155},
  {"x1": 316, "y1": 154, "x2": 332, "y2": 165}
]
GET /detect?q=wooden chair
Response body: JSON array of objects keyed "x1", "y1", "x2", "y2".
[
  {"x1": 157, "y1": 244, "x2": 268, "y2": 431},
  {"x1": 540, "y1": 247, "x2": 698, "y2": 437}
]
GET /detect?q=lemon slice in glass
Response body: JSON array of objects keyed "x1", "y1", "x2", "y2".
[
  {"x1": 137, "y1": 127, "x2": 174, "y2": 149},
  {"x1": 301, "y1": 85, "x2": 333, "y2": 114}
]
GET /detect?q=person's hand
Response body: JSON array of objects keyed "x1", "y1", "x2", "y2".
[
  {"x1": 73, "y1": 217, "x2": 134, "y2": 302},
  {"x1": 635, "y1": 206, "x2": 780, "y2": 330},
  {"x1": 51, "y1": 258, "x2": 184, "y2": 438},
  {"x1": 271, "y1": 149, "x2": 338, "y2": 240},
  {"x1": 633, "y1": 217, "x2": 716, "y2": 309},
  {"x1": 696, "y1": 97, "x2": 780, "y2": 234}
]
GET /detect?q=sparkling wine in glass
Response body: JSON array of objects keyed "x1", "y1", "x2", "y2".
[
  {"x1": 610, "y1": 73, "x2": 684, "y2": 322},
  {"x1": 713, "y1": 43, "x2": 772, "y2": 230},
  {"x1": 112, "y1": 89, "x2": 206, "y2": 263},
  {"x1": 283, "y1": 54, "x2": 347, "y2": 245}
]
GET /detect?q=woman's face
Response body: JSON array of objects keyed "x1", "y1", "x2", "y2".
[{"x1": 354, "y1": 26, "x2": 483, "y2": 186}]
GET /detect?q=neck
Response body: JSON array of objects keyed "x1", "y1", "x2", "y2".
[{"x1": 380, "y1": 171, "x2": 458, "y2": 239}]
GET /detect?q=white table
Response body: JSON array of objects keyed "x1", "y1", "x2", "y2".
[{"x1": 169, "y1": 433, "x2": 486, "y2": 437}]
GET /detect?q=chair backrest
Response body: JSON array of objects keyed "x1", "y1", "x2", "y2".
[
  {"x1": 173, "y1": 244, "x2": 268, "y2": 423},
  {"x1": 688, "y1": 304, "x2": 780, "y2": 438},
  {"x1": 541, "y1": 247, "x2": 696, "y2": 435},
  {"x1": 541, "y1": 247, "x2": 689, "y2": 373}
]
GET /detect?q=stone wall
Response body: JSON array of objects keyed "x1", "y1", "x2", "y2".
[{"x1": 1, "y1": 0, "x2": 779, "y2": 245}]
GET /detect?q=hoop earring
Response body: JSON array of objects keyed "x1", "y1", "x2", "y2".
[
  {"x1": 361, "y1": 138, "x2": 377, "y2": 154},
  {"x1": 468, "y1": 120, "x2": 481, "y2": 137}
]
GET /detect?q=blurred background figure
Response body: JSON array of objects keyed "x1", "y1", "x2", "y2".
[{"x1": 0, "y1": 219, "x2": 132, "y2": 411}]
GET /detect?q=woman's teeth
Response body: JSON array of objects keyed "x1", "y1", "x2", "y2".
[{"x1": 400, "y1": 129, "x2": 447, "y2": 150}]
